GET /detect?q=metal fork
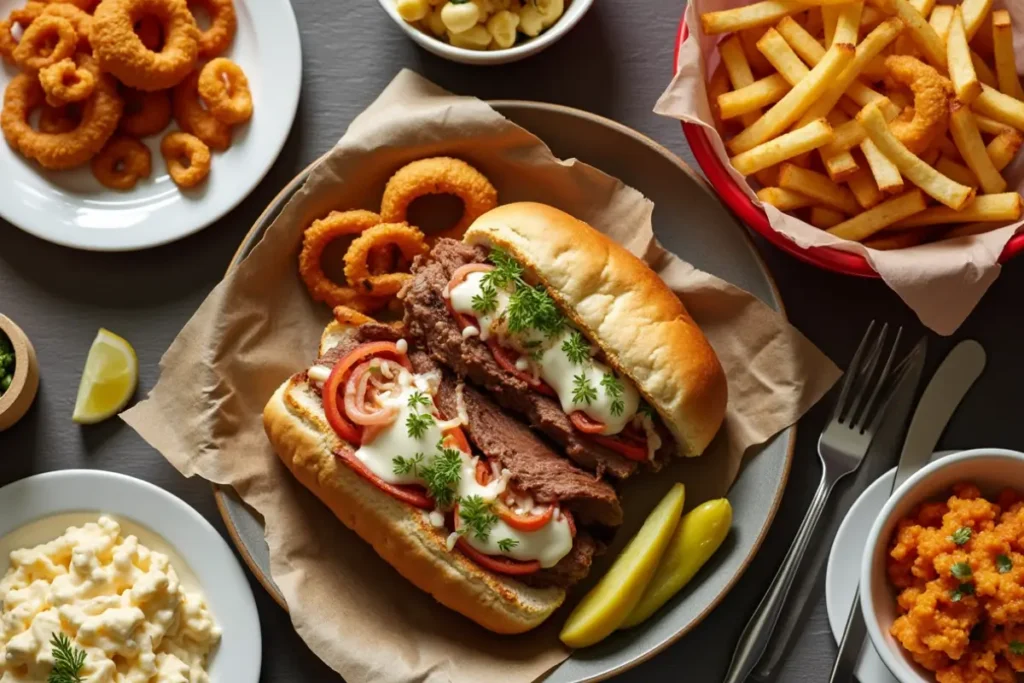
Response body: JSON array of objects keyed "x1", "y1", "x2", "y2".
[{"x1": 722, "y1": 321, "x2": 905, "y2": 683}]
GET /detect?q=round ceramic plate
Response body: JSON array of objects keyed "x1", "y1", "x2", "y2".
[
  {"x1": 0, "y1": 0, "x2": 301, "y2": 251},
  {"x1": 215, "y1": 101, "x2": 796, "y2": 683},
  {"x1": 0, "y1": 469, "x2": 262, "y2": 682}
]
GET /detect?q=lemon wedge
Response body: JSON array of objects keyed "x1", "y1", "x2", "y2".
[{"x1": 72, "y1": 329, "x2": 138, "y2": 424}]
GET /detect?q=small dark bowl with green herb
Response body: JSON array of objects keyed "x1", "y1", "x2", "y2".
[{"x1": 0, "y1": 314, "x2": 39, "y2": 431}]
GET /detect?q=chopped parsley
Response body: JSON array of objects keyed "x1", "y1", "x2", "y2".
[
  {"x1": 420, "y1": 441, "x2": 463, "y2": 508},
  {"x1": 475, "y1": 248, "x2": 565, "y2": 338},
  {"x1": 601, "y1": 373, "x2": 625, "y2": 416},
  {"x1": 406, "y1": 412, "x2": 435, "y2": 440},
  {"x1": 561, "y1": 330, "x2": 590, "y2": 365},
  {"x1": 392, "y1": 453, "x2": 424, "y2": 476},
  {"x1": 950, "y1": 583, "x2": 975, "y2": 602},
  {"x1": 471, "y1": 283, "x2": 499, "y2": 316},
  {"x1": 407, "y1": 391, "x2": 431, "y2": 411},
  {"x1": 951, "y1": 562, "x2": 973, "y2": 580},
  {"x1": 997, "y1": 554, "x2": 1013, "y2": 574},
  {"x1": 572, "y1": 373, "x2": 597, "y2": 406},
  {"x1": 638, "y1": 402, "x2": 655, "y2": 419},
  {"x1": 48, "y1": 633, "x2": 85, "y2": 683},
  {"x1": 1010, "y1": 641, "x2": 1024, "y2": 656},
  {"x1": 458, "y1": 495, "x2": 499, "y2": 542},
  {"x1": 497, "y1": 538, "x2": 519, "y2": 552},
  {"x1": 950, "y1": 527, "x2": 972, "y2": 546}
]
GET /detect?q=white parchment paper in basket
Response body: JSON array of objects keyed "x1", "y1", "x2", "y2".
[
  {"x1": 121, "y1": 70, "x2": 839, "y2": 683},
  {"x1": 656, "y1": 0, "x2": 1024, "y2": 335}
]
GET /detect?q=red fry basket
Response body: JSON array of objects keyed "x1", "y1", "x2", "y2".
[{"x1": 673, "y1": 13, "x2": 1024, "y2": 278}]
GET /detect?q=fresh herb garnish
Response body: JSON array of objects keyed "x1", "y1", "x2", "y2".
[
  {"x1": 523, "y1": 339, "x2": 545, "y2": 361},
  {"x1": 1010, "y1": 641, "x2": 1024, "y2": 656},
  {"x1": 458, "y1": 495, "x2": 499, "y2": 542},
  {"x1": 478, "y1": 248, "x2": 564, "y2": 338},
  {"x1": 572, "y1": 373, "x2": 597, "y2": 406},
  {"x1": 471, "y1": 282, "x2": 499, "y2": 316},
  {"x1": 638, "y1": 402, "x2": 654, "y2": 419},
  {"x1": 997, "y1": 554, "x2": 1013, "y2": 574},
  {"x1": 497, "y1": 538, "x2": 519, "y2": 552},
  {"x1": 407, "y1": 391, "x2": 431, "y2": 411},
  {"x1": 406, "y1": 412, "x2": 435, "y2": 440},
  {"x1": 951, "y1": 562, "x2": 973, "y2": 580},
  {"x1": 48, "y1": 633, "x2": 85, "y2": 683},
  {"x1": 420, "y1": 441, "x2": 463, "y2": 508},
  {"x1": 561, "y1": 330, "x2": 590, "y2": 365},
  {"x1": 601, "y1": 373, "x2": 625, "y2": 416},
  {"x1": 950, "y1": 582, "x2": 975, "y2": 602},
  {"x1": 950, "y1": 527, "x2": 972, "y2": 546},
  {"x1": 392, "y1": 453, "x2": 424, "y2": 476}
]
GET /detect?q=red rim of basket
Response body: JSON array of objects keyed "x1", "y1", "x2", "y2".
[{"x1": 674, "y1": 14, "x2": 1024, "y2": 278}]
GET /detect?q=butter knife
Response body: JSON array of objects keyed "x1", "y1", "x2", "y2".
[{"x1": 828, "y1": 340, "x2": 987, "y2": 683}]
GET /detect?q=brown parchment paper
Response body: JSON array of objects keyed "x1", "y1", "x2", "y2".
[
  {"x1": 656, "y1": 0, "x2": 1024, "y2": 336},
  {"x1": 121, "y1": 69, "x2": 840, "y2": 683}
]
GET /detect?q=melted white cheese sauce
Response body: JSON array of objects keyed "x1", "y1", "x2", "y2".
[
  {"x1": 458, "y1": 512, "x2": 573, "y2": 569},
  {"x1": 449, "y1": 271, "x2": 640, "y2": 435}
]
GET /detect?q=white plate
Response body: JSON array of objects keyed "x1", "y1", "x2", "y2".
[
  {"x1": 825, "y1": 451, "x2": 957, "y2": 683},
  {"x1": 0, "y1": 470, "x2": 261, "y2": 682},
  {"x1": 0, "y1": 0, "x2": 301, "y2": 251}
]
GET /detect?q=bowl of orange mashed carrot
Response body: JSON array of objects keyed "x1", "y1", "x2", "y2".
[{"x1": 861, "y1": 448, "x2": 1024, "y2": 683}]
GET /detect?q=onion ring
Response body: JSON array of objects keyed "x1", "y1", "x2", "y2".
[
  {"x1": 38, "y1": 102, "x2": 81, "y2": 133},
  {"x1": 40, "y1": 3, "x2": 92, "y2": 52},
  {"x1": 134, "y1": 15, "x2": 163, "y2": 50},
  {"x1": 0, "y1": 3, "x2": 45, "y2": 64},
  {"x1": 298, "y1": 209, "x2": 389, "y2": 313},
  {"x1": 884, "y1": 55, "x2": 953, "y2": 156},
  {"x1": 92, "y1": 0, "x2": 199, "y2": 91},
  {"x1": 39, "y1": 57, "x2": 96, "y2": 107},
  {"x1": 2, "y1": 68, "x2": 123, "y2": 170},
  {"x1": 379, "y1": 157, "x2": 498, "y2": 242},
  {"x1": 12, "y1": 14, "x2": 77, "y2": 72},
  {"x1": 188, "y1": 0, "x2": 236, "y2": 59},
  {"x1": 160, "y1": 130, "x2": 209, "y2": 187},
  {"x1": 197, "y1": 57, "x2": 251, "y2": 124},
  {"x1": 47, "y1": 0, "x2": 100, "y2": 11},
  {"x1": 90, "y1": 135, "x2": 151, "y2": 189},
  {"x1": 343, "y1": 222, "x2": 428, "y2": 297},
  {"x1": 171, "y1": 69, "x2": 231, "y2": 150},
  {"x1": 119, "y1": 87, "x2": 171, "y2": 136}
]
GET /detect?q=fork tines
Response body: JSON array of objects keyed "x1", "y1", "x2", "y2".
[{"x1": 834, "y1": 321, "x2": 906, "y2": 433}]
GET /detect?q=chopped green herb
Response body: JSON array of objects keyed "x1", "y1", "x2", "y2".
[
  {"x1": 407, "y1": 391, "x2": 431, "y2": 411},
  {"x1": 1010, "y1": 641, "x2": 1024, "y2": 656},
  {"x1": 471, "y1": 282, "x2": 499, "y2": 316},
  {"x1": 406, "y1": 412, "x2": 435, "y2": 440},
  {"x1": 951, "y1": 562, "x2": 973, "y2": 580},
  {"x1": 478, "y1": 248, "x2": 564, "y2": 338},
  {"x1": 392, "y1": 453, "x2": 424, "y2": 476},
  {"x1": 638, "y1": 402, "x2": 654, "y2": 419},
  {"x1": 572, "y1": 373, "x2": 597, "y2": 406},
  {"x1": 497, "y1": 538, "x2": 519, "y2": 552},
  {"x1": 458, "y1": 495, "x2": 499, "y2": 542},
  {"x1": 950, "y1": 527, "x2": 972, "y2": 546},
  {"x1": 485, "y1": 247, "x2": 525, "y2": 288},
  {"x1": 601, "y1": 373, "x2": 625, "y2": 417},
  {"x1": 997, "y1": 554, "x2": 1013, "y2": 574},
  {"x1": 48, "y1": 633, "x2": 85, "y2": 683},
  {"x1": 950, "y1": 582, "x2": 975, "y2": 602},
  {"x1": 561, "y1": 330, "x2": 590, "y2": 365},
  {"x1": 420, "y1": 442, "x2": 463, "y2": 508}
]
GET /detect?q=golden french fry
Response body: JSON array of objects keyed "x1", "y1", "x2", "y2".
[
  {"x1": 943, "y1": 221, "x2": 1002, "y2": 239},
  {"x1": 986, "y1": 129, "x2": 1024, "y2": 171},
  {"x1": 928, "y1": 5, "x2": 953, "y2": 46},
  {"x1": 970, "y1": 50, "x2": 997, "y2": 88},
  {"x1": 794, "y1": 18, "x2": 904, "y2": 129},
  {"x1": 754, "y1": 165, "x2": 781, "y2": 186},
  {"x1": 822, "y1": 4, "x2": 840, "y2": 48},
  {"x1": 721, "y1": 36, "x2": 763, "y2": 127},
  {"x1": 847, "y1": 164, "x2": 884, "y2": 208},
  {"x1": 859, "y1": 102, "x2": 976, "y2": 209},
  {"x1": 864, "y1": 230, "x2": 930, "y2": 249},
  {"x1": 874, "y1": 0, "x2": 946, "y2": 69},
  {"x1": 702, "y1": 1, "x2": 812, "y2": 35},
  {"x1": 961, "y1": 0, "x2": 993, "y2": 42},
  {"x1": 756, "y1": 27, "x2": 810, "y2": 84},
  {"x1": 890, "y1": 192, "x2": 1023, "y2": 228},
  {"x1": 973, "y1": 84, "x2": 1024, "y2": 132},
  {"x1": 973, "y1": 112, "x2": 1012, "y2": 136},
  {"x1": 707, "y1": 63, "x2": 733, "y2": 136},
  {"x1": 730, "y1": 118, "x2": 835, "y2": 175},
  {"x1": 833, "y1": 2, "x2": 863, "y2": 46},
  {"x1": 776, "y1": 15, "x2": 827, "y2": 65},
  {"x1": 933, "y1": 135, "x2": 961, "y2": 161},
  {"x1": 947, "y1": 8, "x2": 980, "y2": 104},
  {"x1": 718, "y1": 74, "x2": 792, "y2": 120},
  {"x1": 860, "y1": 138, "x2": 905, "y2": 194},
  {"x1": 991, "y1": 11, "x2": 1024, "y2": 102},
  {"x1": 949, "y1": 99, "x2": 1007, "y2": 194},
  {"x1": 757, "y1": 186, "x2": 818, "y2": 210},
  {"x1": 728, "y1": 43, "x2": 855, "y2": 155},
  {"x1": 860, "y1": 5, "x2": 885, "y2": 31},
  {"x1": 778, "y1": 162, "x2": 861, "y2": 213},
  {"x1": 825, "y1": 151, "x2": 860, "y2": 181},
  {"x1": 838, "y1": 96, "x2": 865, "y2": 118},
  {"x1": 935, "y1": 155, "x2": 979, "y2": 188},
  {"x1": 740, "y1": 26, "x2": 776, "y2": 76},
  {"x1": 827, "y1": 189, "x2": 928, "y2": 240},
  {"x1": 810, "y1": 206, "x2": 847, "y2": 228},
  {"x1": 910, "y1": 0, "x2": 935, "y2": 16}
]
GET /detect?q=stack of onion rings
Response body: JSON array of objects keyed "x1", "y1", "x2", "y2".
[
  {"x1": 0, "y1": 3, "x2": 44, "y2": 63},
  {"x1": 197, "y1": 57, "x2": 251, "y2": 124},
  {"x1": 39, "y1": 57, "x2": 97, "y2": 107},
  {"x1": 171, "y1": 69, "x2": 231, "y2": 150},
  {"x1": 299, "y1": 210, "x2": 391, "y2": 312},
  {"x1": 91, "y1": 135, "x2": 151, "y2": 189},
  {"x1": 160, "y1": 130, "x2": 210, "y2": 188},
  {"x1": 188, "y1": 0, "x2": 236, "y2": 58},
  {"x1": 38, "y1": 103, "x2": 82, "y2": 134},
  {"x1": 40, "y1": 3, "x2": 92, "y2": 51},
  {"x1": 344, "y1": 223, "x2": 428, "y2": 297},
  {"x1": 13, "y1": 15, "x2": 77, "y2": 72}
]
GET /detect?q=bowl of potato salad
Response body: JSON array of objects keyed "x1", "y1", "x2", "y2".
[{"x1": 378, "y1": 0, "x2": 593, "y2": 64}]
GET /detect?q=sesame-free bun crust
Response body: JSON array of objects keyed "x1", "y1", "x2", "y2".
[
  {"x1": 262, "y1": 323, "x2": 564, "y2": 634},
  {"x1": 464, "y1": 202, "x2": 727, "y2": 457}
]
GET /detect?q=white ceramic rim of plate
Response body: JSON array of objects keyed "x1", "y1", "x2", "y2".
[
  {"x1": 0, "y1": 0, "x2": 302, "y2": 251},
  {"x1": 0, "y1": 469, "x2": 261, "y2": 682}
]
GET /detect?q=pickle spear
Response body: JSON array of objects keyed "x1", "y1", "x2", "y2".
[
  {"x1": 621, "y1": 498, "x2": 733, "y2": 628},
  {"x1": 559, "y1": 483, "x2": 685, "y2": 648}
]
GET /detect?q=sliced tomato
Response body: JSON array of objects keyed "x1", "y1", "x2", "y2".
[
  {"x1": 444, "y1": 425, "x2": 471, "y2": 454},
  {"x1": 496, "y1": 503, "x2": 554, "y2": 531},
  {"x1": 322, "y1": 342, "x2": 412, "y2": 445},
  {"x1": 446, "y1": 263, "x2": 493, "y2": 331},
  {"x1": 487, "y1": 339, "x2": 557, "y2": 397},
  {"x1": 589, "y1": 433, "x2": 648, "y2": 461},
  {"x1": 456, "y1": 538, "x2": 541, "y2": 576},
  {"x1": 334, "y1": 448, "x2": 434, "y2": 509},
  {"x1": 569, "y1": 411, "x2": 605, "y2": 434},
  {"x1": 475, "y1": 459, "x2": 491, "y2": 485}
]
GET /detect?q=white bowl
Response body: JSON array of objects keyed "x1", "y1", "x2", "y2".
[
  {"x1": 860, "y1": 448, "x2": 1024, "y2": 683},
  {"x1": 376, "y1": 0, "x2": 594, "y2": 65}
]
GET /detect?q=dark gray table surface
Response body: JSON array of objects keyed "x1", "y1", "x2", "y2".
[{"x1": 2, "y1": 2, "x2": 1022, "y2": 681}]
